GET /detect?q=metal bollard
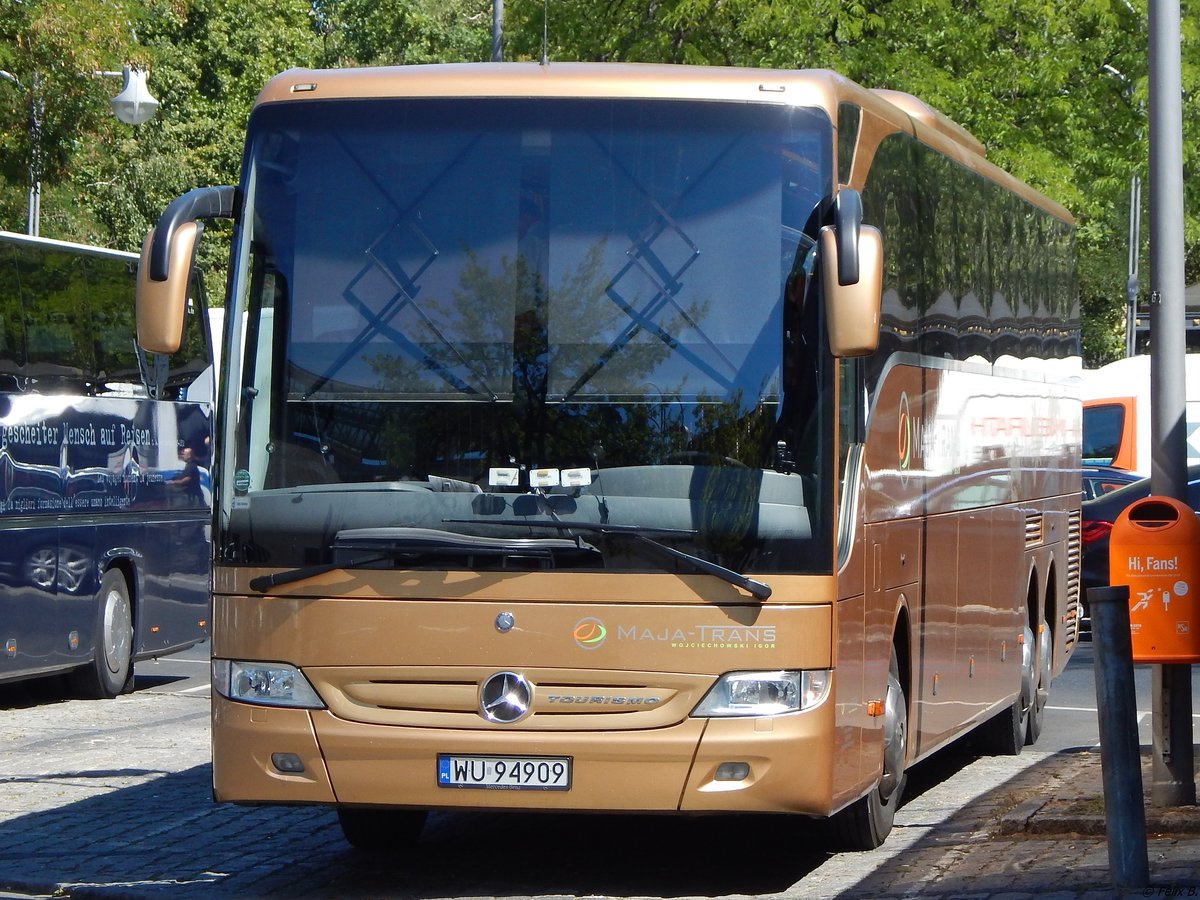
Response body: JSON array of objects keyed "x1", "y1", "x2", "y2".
[{"x1": 1088, "y1": 584, "x2": 1150, "y2": 890}]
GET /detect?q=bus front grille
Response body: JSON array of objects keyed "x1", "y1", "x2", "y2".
[{"x1": 304, "y1": 666, "x2": 712, "y2": 731}]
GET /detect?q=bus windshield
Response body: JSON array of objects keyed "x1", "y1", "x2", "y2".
[{"x1": 222, "y1": 97, "x2": 835, "y2": 575}]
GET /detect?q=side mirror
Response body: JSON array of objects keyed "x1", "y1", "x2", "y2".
[
  {"x1": 136, "y1": 221, "x2": 200, "y2": 354},
  {"x1": 136, "y1": 185, "x2": 236, "y2": 354},
  {"x1": 821, "y1": 189, "x2": 882, "y2": 358}
]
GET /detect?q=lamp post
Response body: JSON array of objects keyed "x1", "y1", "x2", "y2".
[
  {"x1": 0, "y1": 65, "x2": 159, "y2": 236},
  {"x1": 1127, "y1": 174, "x2": 1142, "y2": 357}
]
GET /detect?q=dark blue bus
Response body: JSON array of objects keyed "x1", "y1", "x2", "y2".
[{"x1": 0, "y1": 231, "x2": 213, "y2": 697}]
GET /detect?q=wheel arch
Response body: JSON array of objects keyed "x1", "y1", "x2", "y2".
[{"x1": 892, "y1": 603, "x2": 913, "y2": 707}]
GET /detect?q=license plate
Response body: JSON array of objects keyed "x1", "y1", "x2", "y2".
[{"x1": 437, "y1": 754, "x2": 571, "y2": 791}]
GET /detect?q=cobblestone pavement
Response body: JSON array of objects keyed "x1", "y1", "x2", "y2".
[
  {"x1": 1, "y1": 687, "x2": 1198, "y2": 900},
  {"x1": 811, "y1": 747, "x2": 1200, "y2": 899}
]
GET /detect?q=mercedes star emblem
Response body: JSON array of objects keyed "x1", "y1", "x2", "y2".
[{"x1": 479, "y1": 671, "x2": 532, "y2": 724}]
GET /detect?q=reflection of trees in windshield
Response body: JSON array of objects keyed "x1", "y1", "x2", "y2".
[
  {"x1": 362, "y1": 235, "x2": 725, "y2": 476},
  {"x1": 293, "y1": 393, "x2": 780, "y2": 491},
  {"x1": 362, "y1": 240, "x2": 704, "y2": 398}
]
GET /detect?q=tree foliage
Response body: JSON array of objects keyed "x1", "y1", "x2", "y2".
[
  {"x1": 0, "y1": 0, "x2": 1196, "y2": 364},
  {"x1": 506, "y1": 0, "x2": 1198, "y2": 365},
  {"x1": 313, "y1": 0, "x2": 492, "y2": 66}
]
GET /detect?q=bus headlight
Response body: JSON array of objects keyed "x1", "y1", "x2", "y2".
[
  {"x1": 691, "y1": 670, "x2": 830, "y2": 717},
  {"x1": 212, "y1": 659, "x2": 325, "y2": 709}
]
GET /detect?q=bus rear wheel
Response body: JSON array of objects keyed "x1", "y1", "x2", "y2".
[
  {"x1": 978, "y1": 619, "x2": 1037, "y2": 755},
  {"x1": 337, "y1": 808, "x2": 427, "y2": 851},
  {"x1": 71, "y1": 569, "x2": 134, "y2": 699},
  {"x1": 1025, "y1": 612, "x2": 1052, "y2": 746},
  {"x1": 831, "y1": 646, "x2": 908, "y2": 850}
]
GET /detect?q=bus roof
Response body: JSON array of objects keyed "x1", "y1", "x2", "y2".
[
  {"x1": 257, "y1": 61, "x2": 859, "y2": 108},
  {"x1": 0, "y1": 229, "x2": 137, "y2": 263}
]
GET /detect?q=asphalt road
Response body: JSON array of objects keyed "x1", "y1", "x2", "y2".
[{"x1": 1, "y1": 637, "x2": 1198, "y2": 899}]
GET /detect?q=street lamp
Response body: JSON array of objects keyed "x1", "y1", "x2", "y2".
[
  {"x1": 0, "y1": 65, "x2": 159, "y2": 236},
  {"x1": 104, "y1": 66, "x2": 160, "y2": 126}
]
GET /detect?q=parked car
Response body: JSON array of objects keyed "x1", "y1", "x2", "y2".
[
  {"x1": 1081, "y1": 465, "x2": 1141, "y2": 500},
  {"x1": 1080, "y1": 464, "x2": 1200, "y2": 599}
]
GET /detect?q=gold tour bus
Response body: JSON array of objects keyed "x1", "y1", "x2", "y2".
[{"x1": 135, "y1": 62, "x2": 1081, "y2": 851}]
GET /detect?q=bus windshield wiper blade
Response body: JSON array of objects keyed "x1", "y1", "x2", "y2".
[
  {"x1": 248, "y1": 557, "x2": 384, "y2": 593},
  {"x1": 444, "y1": 518, "x2": 772, "y2": 601},
  {"x1": 248, "y1": 527, "x2": 599, "y2": 593}
]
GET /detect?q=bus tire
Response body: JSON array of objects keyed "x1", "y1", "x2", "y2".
[
  {"x1": 337, "y1": 808, "x2": 427, "y2": 851},
  {"x1": 1025, "y1": 613, "x2": 1052, "y2": 746},
  {"x1": 831, "y1": 646, "x2": 907, "y2": 850},
  {"x1": 977, "y1": 619, "x2": 1037, "y2": 756},
  {"x1": 71, "y1": 569, "x2": 134, "y2": 699}
]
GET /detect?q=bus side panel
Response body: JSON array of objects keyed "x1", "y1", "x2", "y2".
[
  {"x1": 957, "y1": 508, "x2": 999, "y2": 719},
  {"x1": 0, "y1": 523, "x2": 68, "y2": 681},
  {"x1": 917, "y1": 513, "x2": 961, "y2": 754},
  {"x1": 831, "y1": 592, "x2": 867, "y2": 807}
]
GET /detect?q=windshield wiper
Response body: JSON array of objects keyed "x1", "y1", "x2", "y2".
[
  {"x1": 444, "y1": 518, "x2": 772, "y2": 601},
  {"x1": 248, "y1": 527, "x2": 600, "y2": 593}
]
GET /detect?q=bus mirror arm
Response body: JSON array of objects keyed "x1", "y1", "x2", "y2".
[{"x1": 148, "y1": 186, "x2": 236, "y2": 281}]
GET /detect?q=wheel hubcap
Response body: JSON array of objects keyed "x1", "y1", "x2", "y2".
[
  {"x1": 102, "y1": 586, "x2": 132, "y2": 676},
  {"x1": 1019, "y1": 623, "x2": 1036, "y2": 723},
  {"x1": 880, "y1": 671, "x2": 907, "y2": 801},
  {"x1": 1035, "y1": 619, "x2": 1051, "y2": 705}
]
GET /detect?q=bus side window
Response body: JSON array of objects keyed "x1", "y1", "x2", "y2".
[
  {"x1": 91, "y1": 258, "x2": 144, "y2": 391},
  {"x1": 24, "y1": 250, "x2": 92, "y2": 390},
  {"x1": 838, "y1": 358, "x2": 864, "y2": 485},
  {"x1": 0, "y1": 240, "x2": 28, "y2": 388}
]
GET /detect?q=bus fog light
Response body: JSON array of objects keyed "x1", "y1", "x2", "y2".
[
  {"x1": 692, "y1": 670, "x2": 830, "y2": 717},
  {"x1": 714, "y1": 762, "x2": 750, "y2": 782},
  {"x1": 212, "y1": 659, "x2": 325, "y2": 708},
  {"x1": 271, "y1": 752, "x2": 306, "y2": 774}
]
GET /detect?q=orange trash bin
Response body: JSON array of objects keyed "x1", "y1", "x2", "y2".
[{"x1": 1109, "y1": 495, "x2": 1200, "y2": 663}]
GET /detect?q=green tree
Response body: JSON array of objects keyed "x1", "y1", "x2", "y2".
[
  {"x1": 0, "y1": 0, "x2": 147, "y2": 238},
  {"x1": 312, "y1": 0, "x2": 492, "y2": 67},
  {"x1": 2, "y1": 0, "x2": 1196, "y2": 362},
  {"x1": 0, "y1": 0, "x2": 321, "y2": 259},
  {"x1": 81, "y1": 0, "x2": 322, "y2": 263},
  {"x1": 504, "y1": 0, "x2": 1199, "y2": 365}
]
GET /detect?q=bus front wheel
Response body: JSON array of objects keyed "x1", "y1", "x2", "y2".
[
  {"x1": 337, "y1": 808, "x2": 427, "y2": 851},
  {"x1": 830, "y1": 646, "x2": 908, "y2": 850},
  {"x1": 71, "y1": 569, "x2": 134, "y2": 699}
]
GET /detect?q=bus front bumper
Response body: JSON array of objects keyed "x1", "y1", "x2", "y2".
[{"x1": 211, "y1": 695, "x2": 837, "y2": 815}]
